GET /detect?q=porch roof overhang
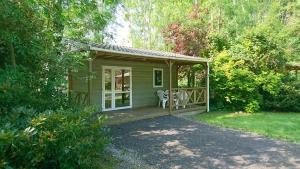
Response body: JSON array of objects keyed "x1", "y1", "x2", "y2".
[{"x1": 65, "y1": 40, "x2": 209, "y2": 65}]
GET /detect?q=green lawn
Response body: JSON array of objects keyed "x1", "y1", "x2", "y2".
[{"x1": 194, "y1": 111, "x2": 300, "y2": 143}]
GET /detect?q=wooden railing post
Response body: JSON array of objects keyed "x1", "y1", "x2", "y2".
[{"x1": 193, "y1": 89, "x2": 197, "y2": 103}]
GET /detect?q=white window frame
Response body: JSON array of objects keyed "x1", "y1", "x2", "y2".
[
  {"x1": 153, "y1": 68, "x2": 163, "y2": 88},
  {"x1": 102, "y1": 66, "x2": 132, "y2": 111}
]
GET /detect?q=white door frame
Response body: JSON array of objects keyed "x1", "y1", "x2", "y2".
[{"x1": 102, "y1": 66, "x2": 132, "y2": 111}]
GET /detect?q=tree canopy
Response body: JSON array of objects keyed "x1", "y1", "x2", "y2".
[
  {"x1": 121, "y1": 0, "x2": 300, "y2": 112},
  {"x1": 0, "y1": 0, "x2": 118, "y2": 110}
]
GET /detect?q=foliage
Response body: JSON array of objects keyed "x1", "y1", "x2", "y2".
[
  {"x1": 195, "y1": 111, "x2": 300, "y2": 143},
  {"x1": 162, "y1": 5, "x2": 209, "y2": 88},
  {"x1": 121, "y1": 0, "x2": 300, "y2": 112},
  {"x1": 0, "y1": 107, "x2": 112, "y2": 169},
  {"x1": 244, "y1": 100, "x2": 260, "y2": 113},
  {"x1": 0, "y1": 66, "x2": 33, "y2": 112},
  {"x1": 231, "y1": 30, "x2": 287, "y2": 72},
  {"x1": 0, "y1": 1, "x2": 118, "y2": 168},
  {"x1": 0, "y1": 0, "x2": 118, "y2": 112},
  {"x1": 0, "y1": 65, "x2": 69, "y2": 112},
  {"x1": 211, "y1": 30, "x2": 290, "y2": 112},
  {"x1": 122, "y1": 0, "x2": 195, "y2": 50},
  {"x1": 123, "y1": 0, "x2": 300, "y2": 62},
  {"x1": 211, "y1": 51, "x2": 261, "y2": 112},
  {"x1": 264, "y1": 76, "x2": 300, "y2": 112},
  {"x1": 159, "y1": 0, "x2": 299, "y2": 112},
  {"x1": 163, "y1": 5, "x2": 210, "y2": 57}
]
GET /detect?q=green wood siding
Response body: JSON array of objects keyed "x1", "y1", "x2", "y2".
[
  {"x1": 72, "y1": 57, "x2": 177, "y2": 109},
  {"x1": 71, "y1": 69, "x2": 88, "y2": 92}
]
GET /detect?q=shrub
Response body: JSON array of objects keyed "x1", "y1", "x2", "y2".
[
  {"x1": 264, "y1": 75, "x2": 300, "y2": 112},
  {"x1": 0, "y1": 107, "x2": 113, "y2": 169},
  {"x1": 0, "y1": 66, "x2": 34, "y2": 112},
  {"x1": 211, "y1": 51, "x2": 262, "y2": 112},
  {"x1": 245, "y1": 100, "x2": 260, "y2": 113},
  {"x1": 210, "y1": 30, "x2": 293, "y2": 113},
  {"x1": 0, "y1": 107, "x2": 38, "y2": 129},
  {"x1": 0, "y1": 66, "x2": 68, "y2": 113}
]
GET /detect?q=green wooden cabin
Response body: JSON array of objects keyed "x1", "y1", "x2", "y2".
[{"x1": 68, "y1": 42, "x2": 210, "y2": 113}]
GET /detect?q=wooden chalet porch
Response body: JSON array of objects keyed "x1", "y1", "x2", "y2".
[
  {"x1": 102, "y1": 86, "x2": 208, "y2": 125},
  {"x1": 102, "y1": 104, "x2": 206, "y2": 125},
  {"x1": 71, "y1": 86, "x2": 208, "y2": 125}
]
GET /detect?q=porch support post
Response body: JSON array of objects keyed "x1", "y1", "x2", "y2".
[
  {"x1": 206, "y1": 62, "x2": 210, "y2": 112},
  {"x1": 88, "y1": 58, "x2": 93, "y2": 105},
  {"x1": 176, "y1": 65, "x2": 179, "y2": 87},
  {"x1": 169, "y1": 60, "x2": 173, "y2": 113}
]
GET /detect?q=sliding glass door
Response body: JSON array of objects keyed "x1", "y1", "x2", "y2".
[{"x1": 103, "y1": 66, "x2": 132, "y2": 111}]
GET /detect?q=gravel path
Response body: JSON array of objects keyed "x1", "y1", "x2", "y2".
[{"x1": 110, "y1": 115, "x2": 300, "y2": 169}]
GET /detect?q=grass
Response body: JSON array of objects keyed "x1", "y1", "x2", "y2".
[{"x1": 194, "y1": 111, "x2": 300, "y2": 143}]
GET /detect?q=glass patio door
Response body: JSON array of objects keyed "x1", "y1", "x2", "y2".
[{"x1": 103, "y1": 66, "x2": 132, "y2": 111}]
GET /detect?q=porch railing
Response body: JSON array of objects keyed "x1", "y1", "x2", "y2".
[{"x1": 171, "y1": 87, "x2": 206, "y2": 109}]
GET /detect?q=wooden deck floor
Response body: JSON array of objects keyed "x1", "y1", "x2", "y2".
[{"x1": 102, "y1": 106, "x2": 206, "y2": 125}]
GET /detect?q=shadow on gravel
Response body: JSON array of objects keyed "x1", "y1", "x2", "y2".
[{"x1": 110, "y1": 115, "x2": 300, "y2": 169}]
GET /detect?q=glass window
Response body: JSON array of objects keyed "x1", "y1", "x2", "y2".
[
  {"x1": 104, "y1": 69, "x2": 112, "y2": 92},
  {"x1": 115, "y1": 93, "x2": 130, "y2": 108},
  {"x1": 115, "y1": 69, "x2": 130, "y2": 92},
  {"x1": 153, "y1": 68, "x2": 163, "y2": 87},
  {"x1": 105, "y1": 94, "x2": 112, "y2": 109}
]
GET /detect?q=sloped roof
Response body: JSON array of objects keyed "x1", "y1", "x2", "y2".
[{"x1": 65, "y1": 40, "x2": 209, "y2": 63}]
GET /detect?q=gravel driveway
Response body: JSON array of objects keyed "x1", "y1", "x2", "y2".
[{"x1": 110, "y1": 115, "x2": 300, "y2": 169}]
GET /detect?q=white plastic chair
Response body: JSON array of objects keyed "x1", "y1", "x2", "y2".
[
  {"x1": 157, "y1": 90, "x2": 168, "y2": 109},
  {"x1": 176, "y1": 90, "x2": 189, "y2": 109}
]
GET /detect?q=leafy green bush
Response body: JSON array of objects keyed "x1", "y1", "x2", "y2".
[
  {"x1": 0, "y1": 107, "x2": 113, "y2": 169},
  {"x1": 264, "y1": 75, "x2": 300, "y2": 112},
  {"x1": 245, "y1": 100, "x2": 260, "y2": 113},
  {"x1": 210, "y1": 30, "x2": 290, "y2": 113},
  {"x1": 0, "y1": 66, "x2": 68, "y2": 113},
  {"x1": 211, "y1": 51, "x2": 262, "y2": 112},
  {"x1": 0, "y1": 66, "x2": 33, "y2": 112}
]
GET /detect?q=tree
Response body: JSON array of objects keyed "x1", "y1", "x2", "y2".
[
  {"x1": 0, "y1": 0, "x2": 118, "y2": 110},
  {"x1": 162, "y1": 4, "x2": 210, "y2": 87},
  {"x1": 211, "y1": 30, "x2": 289, "y2": 112},
  {"x1": 122, "y1": 0, "x2": 195, "y2": 50}
]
